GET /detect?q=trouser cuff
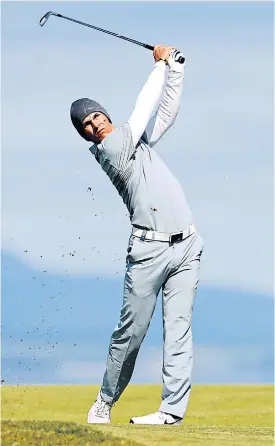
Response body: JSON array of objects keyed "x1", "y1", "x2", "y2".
[{"x1": 159, "y1": 404, "x2": 184, "y2": 419}]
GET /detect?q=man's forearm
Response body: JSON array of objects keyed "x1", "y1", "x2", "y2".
[
  {"x1": 145, "y1": 52, "x2": 185, "y2": 147},
  {"x1": 155, "y1": 68, "x2": 183, "y2": 124},
  {"x1": 128, "y1": 61, "x2": 167, "y2": 147}
]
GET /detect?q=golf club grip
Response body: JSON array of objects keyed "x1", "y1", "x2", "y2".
[
  {"x1": 144, "y1": 44, "x2": 155, "y2": 51},
  {"x1": 145, "y1": 44, "x2": 185, "y2": 64}
]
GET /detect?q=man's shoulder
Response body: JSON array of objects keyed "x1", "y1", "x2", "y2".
[
  {"x1": 104, "y1": 122, "x2": 130, "y2": 142},
  {"x1": 101, "y1": 122, "x2": 132, "y2": 152}
]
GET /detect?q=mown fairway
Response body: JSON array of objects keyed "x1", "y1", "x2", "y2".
[{"x1": 1, "y1": 384, "x2": 274, "y2": 445}]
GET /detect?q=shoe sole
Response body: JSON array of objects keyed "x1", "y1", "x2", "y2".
[
  {"x1": 129, "y1": 418, "x2": 181, "y2": 425},
  {"x1": 164, "y1": 419, "x2": 181, "y2": 425}
]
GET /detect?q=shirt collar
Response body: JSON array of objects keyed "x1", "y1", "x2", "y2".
[{"x1": 89, "y1": 144, "x2": 98, "y2": 155}]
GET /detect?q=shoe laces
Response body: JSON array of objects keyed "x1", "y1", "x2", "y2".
[{"x1": 95, "y1": 397, "x2": 110, "y2": 417}]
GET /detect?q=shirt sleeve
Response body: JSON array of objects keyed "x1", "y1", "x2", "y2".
[
  {"x1": 127, "y1": 61, "x2": 167, "y2": 147},
  {"x1": 144, "y1": 56, "x2": 185, "y2": 147}
]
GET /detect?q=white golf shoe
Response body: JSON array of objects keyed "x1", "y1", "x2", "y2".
[
  {"x1": 130, "y1": 411, "x2": 182, "y2": 425},
  {"x1": 87, "y1": 393, "x2": 112, "y2": 424}
]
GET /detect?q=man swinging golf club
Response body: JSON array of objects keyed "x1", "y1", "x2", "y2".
[{"x1": 70, "y1": 45, "x2": 204, "y2": 425}]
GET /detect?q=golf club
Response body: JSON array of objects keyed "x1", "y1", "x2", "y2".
[{"x1": 39, "y1": 11, "x2": 185, "y2": 63}]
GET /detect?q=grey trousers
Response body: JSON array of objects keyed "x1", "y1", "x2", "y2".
[{"x1": 100, "y1": 230, "x2": 204, "y2": 419}]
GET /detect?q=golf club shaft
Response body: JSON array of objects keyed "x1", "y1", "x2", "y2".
[{"x1": 46, "y1": 13, "x2": 154, "y2": 50}]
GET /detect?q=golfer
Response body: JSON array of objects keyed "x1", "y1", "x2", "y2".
[{"x1": 71, "y1": 45, "x2": 204, "y2": 425}]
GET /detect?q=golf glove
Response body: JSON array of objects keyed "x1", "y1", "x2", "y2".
[{"x1": 168, "y1": 49, "x2": 185, "y2": 71}]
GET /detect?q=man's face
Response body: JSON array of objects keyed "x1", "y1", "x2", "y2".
[{"x1": 82, "y1": 112, "x2": 114, "y2": 143}]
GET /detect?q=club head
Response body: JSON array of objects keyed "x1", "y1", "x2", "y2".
[{"x1": 39, "y1": 11, "x2": 59, "y2": 27}]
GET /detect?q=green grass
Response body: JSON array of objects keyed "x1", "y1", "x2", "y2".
[
  {"x1": 1, "y1": 384, "x2": 274, "y2": 445},
  {"x1": 1, "y1": 420, "x2": 143, "y2": 445}
]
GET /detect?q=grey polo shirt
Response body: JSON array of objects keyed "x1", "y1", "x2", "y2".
[{"x1": 89, "y1": 123, "x2": 193, "y2": 233}]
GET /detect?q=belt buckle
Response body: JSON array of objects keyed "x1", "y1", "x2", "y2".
[
  {"x1": 140, "y1": 230, "x2": 147, "y2": 241},
  {"x1": 170, "y1": 232, "x2": 183, "y2": 243}
]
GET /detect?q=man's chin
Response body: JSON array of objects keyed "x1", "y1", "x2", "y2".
[
  {"x1": 86, "y1": 128, "x2": 113, "y2": 143},
  {"x1": 97, "y1": 134, "x2": 106, "y2": 142},
  {"x1": 97, "y1": 130, "x2": 113, "y2": 142},
  {"x1": 86, "y1": 134, "x2": 101, "y2": 144}
]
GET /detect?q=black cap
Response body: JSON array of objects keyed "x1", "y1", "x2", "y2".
[{"x1": 70, "y1": 98, "x2": 112, "y2": 141}]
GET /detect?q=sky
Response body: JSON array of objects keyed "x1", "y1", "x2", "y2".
[{"x1": 1, "y1": 1, "x2": 274, "y2": 387}]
